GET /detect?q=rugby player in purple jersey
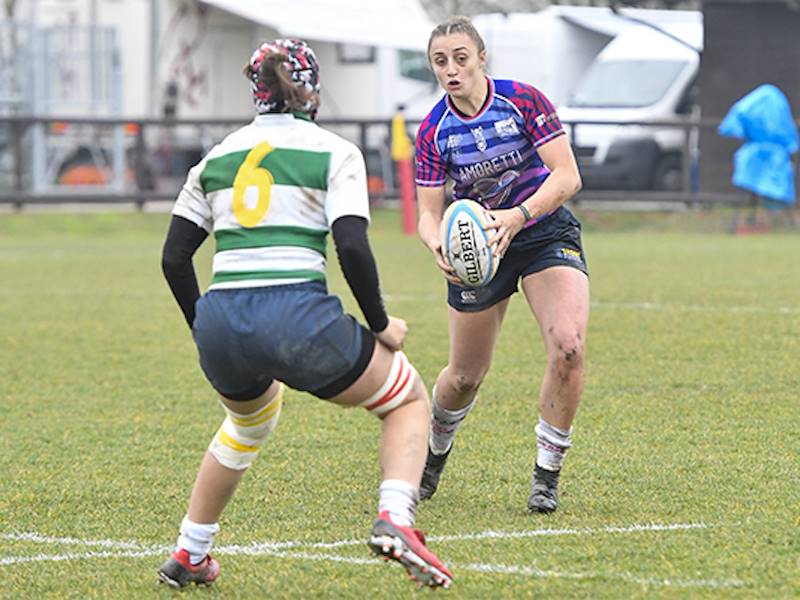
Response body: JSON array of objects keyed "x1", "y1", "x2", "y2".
[{"x1": 415, "y1": 16, "x2": 589, "y2": 514}]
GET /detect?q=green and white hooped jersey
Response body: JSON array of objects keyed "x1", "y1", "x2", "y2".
[{"x1": 172, "y1": 113, "x2": 370, "y2": 290}]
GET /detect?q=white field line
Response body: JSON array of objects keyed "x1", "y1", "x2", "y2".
[
  {"x1": 456, "y1": 561, "x2": 744, "y2": 589},
  {"x1": 0, "y1": 548, "x2": 743, "y2": 590},
  {"x1": 428, "y1": 521, "x2": 709, "y2": 544},
  {"x1": 0, "y1": 532, "x2": 151, "y2": 550},
  {"x1": 0, "y1": 522, "x2": 709, "y2": 555},
  {"x1": 222, "y1": 549, "x2": 744, "y2": 590},
  {"x1": 1, "y1": 288, "x2": 792, "y2": 315},
  {"x1": 590, "y1": 301, "x2": 800, "y2": 315},
  {"x1": 383, "y1": 294, "x2": 800, "y2": 315},
  {"x1": 0, "y1": 550, "x2": 161, "y2": 566},
  {"x1": 0, "y1": 521, "x2": 745, "y2": 589},
  {"x1": 217, "y1": 521, "x2": 711, "y2": 552}
]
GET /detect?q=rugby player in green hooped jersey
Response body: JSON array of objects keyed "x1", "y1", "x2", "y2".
[{"x1": 158, "y1": 38, "x2": 452, "y2": 590}]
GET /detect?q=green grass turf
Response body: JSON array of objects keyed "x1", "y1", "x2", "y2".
[{"x1": 0, "y1": 208, "x2": 798, "y2": 598}]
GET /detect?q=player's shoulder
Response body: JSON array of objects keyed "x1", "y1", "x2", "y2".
[
  {"x1": 200, "y1": 120, "x2": 259, "y2": 162},
  {"x1": 303, "y1": 119, "x2": 362, "y2": 157},
  {"x1": 493, "y1": 78, "x2": 548, "y2": 102},
  {"x1": 417, "y1": 94, "x2": 450, "y2": 136},
  {"x1": 202, "y1": 125, "x2": 245, "y2": 160},
  {"x1": 270, "y1": 117, "x2": 362, "y2": 163}
]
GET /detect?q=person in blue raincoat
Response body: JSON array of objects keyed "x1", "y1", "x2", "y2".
[{"x1": 718, "y1": 84, "x2": 799, "y2": 205}]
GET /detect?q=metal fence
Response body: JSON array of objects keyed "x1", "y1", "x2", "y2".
[
  {"x1": 0, "y1": 114, "x2": 769, "y2": 209},
  {"x1": 1, "y1": 22, "x2": 121, "y2": 114}
]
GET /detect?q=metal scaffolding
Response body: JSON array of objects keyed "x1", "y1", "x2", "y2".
[{"x1": 0, "y1": 20, "x2": 124, "y2": 193}]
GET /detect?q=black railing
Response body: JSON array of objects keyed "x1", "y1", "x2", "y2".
[{"x1": 0, "y1": 114, "x2": 777, "y2": 209}]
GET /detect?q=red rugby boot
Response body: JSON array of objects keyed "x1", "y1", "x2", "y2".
[{"x1": 368, "y1": 511, "x2": 453, "y2": 589}]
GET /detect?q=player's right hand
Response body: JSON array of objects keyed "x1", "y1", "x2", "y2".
[
  {"x1": 375, "y1": 316, "x2": 408, "y2": 351},
  {"x1": 422, "y1": 227, "x2": 461, "y2": 285}
]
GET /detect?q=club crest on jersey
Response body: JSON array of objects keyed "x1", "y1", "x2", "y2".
[
  {"x1": 446, "y1": 133, "x2": 462, "y2": 158},
  {"x1": 494, "y1": 117, "x2": 519, "y2": 139},
  {"x1": 471, "y1": 126, "x2": 487, "y2": 152}
]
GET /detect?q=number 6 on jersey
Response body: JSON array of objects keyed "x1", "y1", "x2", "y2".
[{"x1": 233, "y1": 141, "x2": 275, "y2": 228}]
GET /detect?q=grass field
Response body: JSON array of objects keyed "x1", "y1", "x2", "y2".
[{"x1": 0, "y1": 208, "x2": 798, "y2": 598}]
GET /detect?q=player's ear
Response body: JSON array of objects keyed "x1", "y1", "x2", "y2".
[{"x1": 478, "y1": 50, "x2": 487, "y2": 70}]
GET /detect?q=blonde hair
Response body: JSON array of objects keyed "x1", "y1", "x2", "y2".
[{"x1": 427, "y1": 16, "x2": 486, "y2": 58}]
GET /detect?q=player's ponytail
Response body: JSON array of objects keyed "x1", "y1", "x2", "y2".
[{"x1": 254, "y1": 52, "x2": 308, "y2": 114}]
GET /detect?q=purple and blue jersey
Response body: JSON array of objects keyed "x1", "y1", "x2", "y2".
[{"x1": 415, "y1": 78, "x2": 564, "y2": 222}]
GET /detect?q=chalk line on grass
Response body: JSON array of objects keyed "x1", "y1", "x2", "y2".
[{"x1": 0, "y1": 521, "x2": 744, "y2": 589}]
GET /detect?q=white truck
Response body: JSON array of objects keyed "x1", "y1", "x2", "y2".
[
  {"x1": 558, "y1": 20, "x2": 702, "y2": 191},
  {"x1": 412, "y1": 8, "x2": 702, "y2": 192},
  {"x1": 395, "y1": 7, "x2": 622, "y2": 120}
]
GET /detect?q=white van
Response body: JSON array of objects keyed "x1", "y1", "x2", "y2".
[{"x1": 559, "y1": 22, "x2": 702, "y2": 191}]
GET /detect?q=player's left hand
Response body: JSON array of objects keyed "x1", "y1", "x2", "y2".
[
  {"x1": 375, "y1": 315, "x2": 407, "y2": 352},
  {"x1": 485, "y1": 207, "x2": 526, "y2": 258}
]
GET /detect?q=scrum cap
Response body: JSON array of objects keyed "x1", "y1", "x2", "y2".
[{"x1": 245, "y1": 38, "x2": 321, "y2": 117}]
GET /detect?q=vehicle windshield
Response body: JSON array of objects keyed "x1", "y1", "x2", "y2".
[{"x1": 569, "y1": 60, "x2": 688, "y2": 108}]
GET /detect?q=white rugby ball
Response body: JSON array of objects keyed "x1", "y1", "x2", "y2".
[{"x1": 440, "y1": 199, "x2": 499, "y2": 288}]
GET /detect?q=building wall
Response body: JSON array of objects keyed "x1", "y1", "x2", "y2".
[
  {"x1": 158, "y1": 3, "x2": 256, "y2": 119},
  {"x1": 699, "y1": 0, "x2": 800, "y2": 193},
  {"x1": 99, "y1": 0, "x2": 150, "y2": 116},
  {"x1": 313, "y1": 42, "x2": 382, "y2": 120},
  {"x1": 7, "y1": 0, "x2": 413, "y2": 120}
]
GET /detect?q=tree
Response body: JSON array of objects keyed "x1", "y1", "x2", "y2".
[{"x1": 420, "y1": 0, "x2": 699, "y2": 21}]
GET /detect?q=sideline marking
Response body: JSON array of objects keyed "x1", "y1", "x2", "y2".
[
  {"x1": 591, "y1": 300, "x2": 800, "y2": 315},
  {"x1": 0, "y1": 532, "x2": 148, "y2": 550},
  {"x1": 383, "y1": 294, "x2": 800, "y2": 315},
  {"x1": 0, "y1": 521, "x2": 745, "y2": 589},
  {"x1": 220, "y1": 521, "x2": 711, "y2": 551},
  {"x1": 1, "y1": 550, "x2": 161, "y2": 566},
  {"x1": 267, "y1": 550, "x2": 744, "y2": 589},
  {"x1": 455, "y1": 560, "x2": 744, "y2": 589},
  {"x1": 1, "y1": 521, "x2": 709, "y2": 554}
]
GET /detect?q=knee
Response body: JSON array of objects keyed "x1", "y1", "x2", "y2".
[
  {"x1": 209, "y1": 383, "x2": 284, "y2": 470},
  {"x1": 447, "y1": 367, "x2": 486, "y2": 396},
  {"x1": 548, "y1": 328, "x2": 586, "y2": 373}
]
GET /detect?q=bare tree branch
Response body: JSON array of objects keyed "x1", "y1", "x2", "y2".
[
  {"x1": 420, "y1": 0, "x2": 701, "y2": 22},
  {"x1": 4, "y1": 0, "x2": 18, "y2": 19}
]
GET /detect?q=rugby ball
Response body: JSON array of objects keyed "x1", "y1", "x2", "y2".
[{"x1": 440, "y1": 199, "x2": 499, "y2": 288}]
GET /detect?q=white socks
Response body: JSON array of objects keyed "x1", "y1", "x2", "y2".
[
  {"x1": 430, "y1": 386, "x2": 476, "y2": 455},
  {"x1": 535, "y1": 416, "x2": 572, "y2": 472},
  {"x1": 176, "y1": 481, "x2": 418, "y2": 564},
  {"x1": 378, "y1": 479, "x2": 418, "y2": 527},
  {"x1": 177, "y1": 515, "x2": 219, "y2": 565}
]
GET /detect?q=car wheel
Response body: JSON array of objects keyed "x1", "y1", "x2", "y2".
[{"x1": 652, "y1": 155, "x2": 683, "y2": 191}]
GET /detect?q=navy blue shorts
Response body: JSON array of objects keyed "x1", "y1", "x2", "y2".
[
  {"x1": 447, "y1": 206, "x2": 588, "y2": 312},
  {"x1": 192, "y1": 281, "x2": 374, "y2": 401}
]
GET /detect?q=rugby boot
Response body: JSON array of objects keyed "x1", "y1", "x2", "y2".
[
  {"x1": 368, "y1": 511, "x2": 453, "y2": 589},
  {"x1": 157, "y1": 549, "x2": 220, "y2": 588},
  {"x1": 528, "y1": 465, "x2": 560, "y2": 513},
  {"x1": 419, "y1": 444, "x2": 452, "y2": 500}
]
